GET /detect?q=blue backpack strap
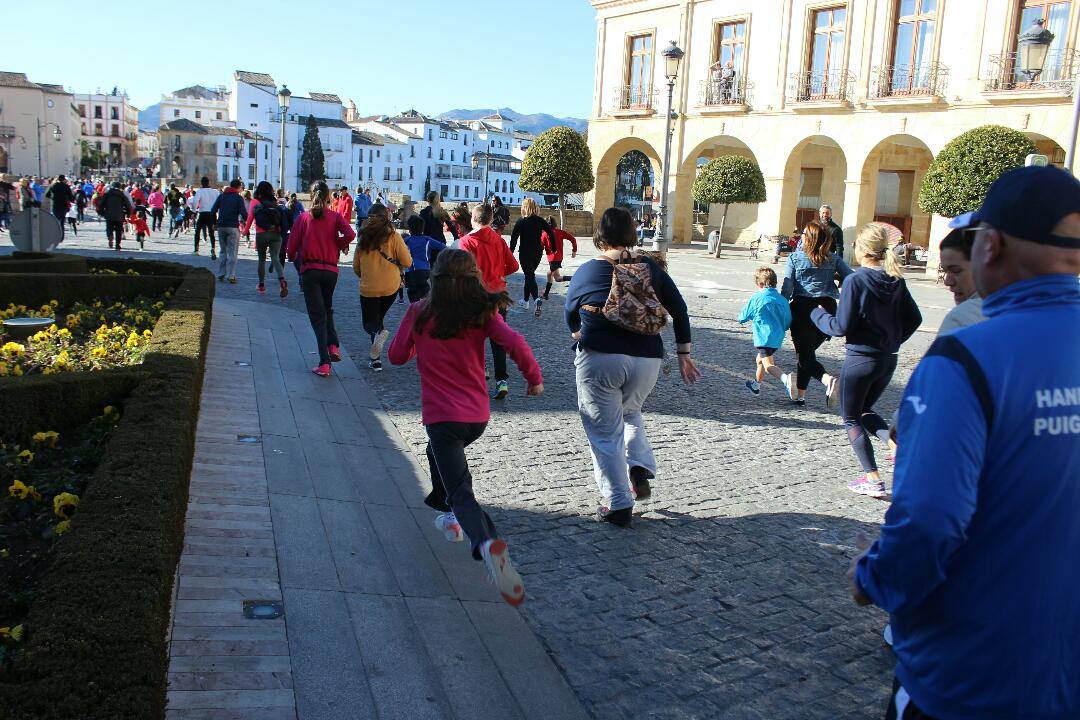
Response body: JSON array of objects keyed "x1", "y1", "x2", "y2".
[{"x1": 923, "y1": 334, "x2": 994, "y2": 428}]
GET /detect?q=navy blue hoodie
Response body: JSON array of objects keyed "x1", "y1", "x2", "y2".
[{"x1": 811, "y1": 267, "x2": 921, "y2": 354}]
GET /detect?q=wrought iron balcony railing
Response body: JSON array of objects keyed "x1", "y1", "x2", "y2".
[
  {"x1": 787, "y1": 69, "x2": 856, "y2": 103},
  {"x1": 984, "y1": 49, "x2": 1080, "y2": 93},
  {"x1": 870, "y1": 63, "x2": 949, "y2": 98},
  {"x1": 698, "y1": 78, "x2": 754, "y2": 107},
  {"x1": 611, "y1": 85, "x2": 659, "y2": 112}
]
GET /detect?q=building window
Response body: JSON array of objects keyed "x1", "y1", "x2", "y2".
[
  {"x1": 248, "y1": 165, "x2": 255, "y2": 180},
  {"x1": 174, "y1": 136, "x2": 181, "y2": 150},
  {"x1": 440, "y1": 131, "x2": 448, "y2": 139},
  {"x1": 1013, "y1": 0, "x2": 1071, "y2": 82},
  {"x1": 77, "y1": 104, "x2": 86, "y2": 117},
  {"x1": 806, "y1": 6, "x2": 848, "y2": 96},
  {"x1": 195, "y1": 110, "x2": 202, "y2": 119},
  {"x1": 222, "y1": 164, "x2": 228, "y2": 180},
  {"x1": 250, "y1": 103, "x2": 258, "y2": 108},
  {"x1": 440, "y1": 149, "x2": 445, "y2": 160},
  {"x1": 510, "y1": 181, "x2": 515, "y2": 193},
  {"x1": 265, "y1": 145, "x2": 268, "y2": 160},
  {"x1": 410, "y1": 145, "x2": 415, "y2": 157},
  {"x1": 383, "y1": 167, "x2": 391, "y2": 180},
  {"x1": 174, "y1": 109, "x2": 180, "y2": 118},
  {"x1": 409, "y1": 166, "x2": 414, "y2": 179},
  {"x1": 216, "y1": 112, "x2": 223, "y2": 120},
  {"x1": 706, "y1": 21, "x2": 746, "y2": 103},
  {"x1": 625, "y1": 33, "x2": 654, "y2": 107},
  {"x1": 396, "y1": 169, "x2": 403, "y2": 181},
  {"x1": 889, "y1": 0, "x2": 937, "y2": 94},
  {"x1": 451, "y1": 150, "x2": 455, "y2": 162},
  {"x1": 248, "y1": 143, "x2": 256, "y2": 159},
  {"x1": 112, "y1": 124, "x2": 119, "y2": 137},
  {"x1": 94, "y1": 106, "x2": 102, "y2": 119},
  {"x1": 111, "y1": 107, "x2": 119, "y2": 120},
  {"x1": 377, "y1": 150, "x2": 381, "y2": 158},
  {"x1": 427, "y1": 147, "x2": 432, "y2": 158}
]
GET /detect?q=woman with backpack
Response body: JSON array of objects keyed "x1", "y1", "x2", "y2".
[
  {"x1": 243, "y1": 181, "x2": 288, "y2": 297},
  {"x1": 811, "y1": 224, "x2": 922, "y2": 499},
  {"x1": 353, "y1": 204, "x2": 412, "y2": 371},
  {"x1": 565, "y1": 207, "x2": 700, "y2": 527}
]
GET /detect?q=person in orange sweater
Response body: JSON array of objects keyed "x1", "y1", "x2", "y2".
[
  {"x1": 352, "y1": 204, "x2": 412, "y2": 371},
  {"x1": 459, "y1": 203, "x2": 520, "y2": 399}
]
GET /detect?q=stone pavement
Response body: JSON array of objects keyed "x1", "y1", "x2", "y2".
[{"x1": 165, "y1": 298, "x2": 587, "y2": 720}]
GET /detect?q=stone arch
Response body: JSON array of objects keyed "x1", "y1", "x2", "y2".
[
  {"x1": 592, "y1": 136, "x2": 664, "y2": 223},
  {"x1": 677, "y1": 135, "x2": 762, "y2": 244},
  {"x1": 779, "y1": 135, "x2": 848, "y2": 239},
  {"x1": 857, "y1": 134, "x2": 935, "y2": 249},
  {"x1": 1024, "y1": 131, "x2": 1067, "y2": 168}
]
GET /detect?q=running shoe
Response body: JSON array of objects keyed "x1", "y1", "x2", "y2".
[
  {"x1": 312, "y1": 363, "x2": 331, "y2": 377},
  {"x1": 228, "y1": 277, "x2": 237, "y2": 284},
  {"x1": 597, "y1": 505, "x2": 633, "y2": 528},
  {"x1": 192, "y1": 249, "x2": 199, "y2": 255},
  {"x1": 217, "y1": 274, "x2": 225, "y2": 282},
  {"x1": 257, "y1": 282, "x2": 266, "y2": 294},
  {"x1": 435, "y1": 513, "x2": 464, "y2": 543},
  {"x1": 368, "y1": 359, "x2": 383, "y2": 372},
  {"x1": 279, "y1": 277, "x2": 288, "y2": 298},
  {"x1": 745, "y1": 379, "x2": 761, "y2": 395},
  {"x1": 211, "y1": 252, "x2": 217, "y2": 260},
  {"x1": 629, "y1": 466, "x2": 653, "y2": 501},
  {"x1": 370, "y1": 329, "x2": 390, "y2": 360},
  {"x1": 883, "y1": 624, "x2": 894, "y2": 648},
  {"x1": 108, "y1": 240, "x2": 114, "y2": 248},
  {"x1": 517, "y1": 298, "x2": 530, "y2": 310},
  {"x1": 825, "y1": 375, "x2": 840, "y2": 408},
  {"x1": 494, "y1": 380, "x2": 509, "y2": 399},
  {"x1": 480, "y1": 539, "x2": 525, "y2": 606},
  {"x1": 793, "y1": 398, "x2": 806, "y2": 407},
  {"x1": 781, "y1": 372, "x2": 798, "y2": 402},
  {"x1": 846, "y1": 476, "x2": 887, "y2": 499},
  {"x1": 534, "y1": 298, "x2": 543, "y2": 318},
  {"x1": 328, "y1": 344, "x2": 342, "y2": 362}
]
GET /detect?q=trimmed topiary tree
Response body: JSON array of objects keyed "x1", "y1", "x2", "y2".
[
  {"x1": 299, "y1": 115, "x2": 325, "y2": 189},
  {"x1": 692, "y1": 155, "x2": 767, "y2": 257},
  {"x1": 519, "y1": 126, "x2": 595, "y2": 227},
  {"x1": 918, "y1": 125, "x2": 1036, "y2": 218}
]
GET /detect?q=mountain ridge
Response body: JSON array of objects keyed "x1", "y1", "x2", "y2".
[{"x1": 437, "y1": 107, "x2": 587, "y2": 136}]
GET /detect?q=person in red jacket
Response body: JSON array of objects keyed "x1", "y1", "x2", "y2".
[
  {"x1": 126, "y1": 210, "x2": 151, "y2": 249},
  {"x1": 459, "y1": 203, "x2": 519, "y2": 399},
  {"x1": 334, "y1": 186, "x2": 353, "y2": 225},
  {"x1": 286, "y1": 181, "x2": 356, "y2": 376},
  {"x1": 540, "y1": 215, "x2": 578, "y2": 303}
]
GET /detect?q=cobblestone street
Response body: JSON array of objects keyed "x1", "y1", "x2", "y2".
[{"x1": 18, "y1": 224, "x2": 953, "y2": 719}]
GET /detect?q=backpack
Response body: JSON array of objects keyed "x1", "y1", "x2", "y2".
[
  {"x1": 253, "y1": 200, "x2": 282, "y2": 232},
  {"x1": 600, "y1": 251, "x2": 668, "y2": 335}
]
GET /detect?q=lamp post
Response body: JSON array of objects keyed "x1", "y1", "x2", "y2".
[
  {"x1": 653, "y1": 40, "x2": 684, "y2": 252},
  {"x1": 277, "y1": 85, "x2": 291, "y2": 192},
  {"x1": 1018, "y1": 18, "x2": 1055, "y2": 83},
  {"x1": 471, "y1": 152, "x2": 490, "y2": 202},
  {"x1": 36, "y1": 120, "x2": 62, "y2": 177}
]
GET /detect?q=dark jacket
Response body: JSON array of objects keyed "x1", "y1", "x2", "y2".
[
  {"x1": 811, "y1": 267, "x2": 921, "y2": 354},
  {"x1": 210, "y1": 188, "x2": 248, "y2": 228},
  {"x1": 510, "y1": 215, "x2": 555, "y2": 265},
  {"x1": 99, "y1": 187, "x2": 133, "y2": 223},
  {"x1": 492, "y1": 204, "x2": 510, "y2": 229},
  {"x1": 825, "y1": 219, "x2": 844, "y2": 257},
  {"x1": 419, "y1": 205, "x2": 458, "y2": 241},
  {"x1": 46, "y1": 181, "x2": 74, "y2": 214}
]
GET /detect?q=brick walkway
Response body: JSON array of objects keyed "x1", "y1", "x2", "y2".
[{"x1": 165, "y1": 299, "x2": 587, "y2": 720}]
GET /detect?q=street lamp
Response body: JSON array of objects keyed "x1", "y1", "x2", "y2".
[
  {"x1": 36, "y1": 120, "x2": 62, "y2": 177},
  {"x1": 277, "y1": 85, "x2": 291, "y2": 192},
  {"x1": 1019, "y1": 18, "x2": 1055, "y2": 82},
  {"x1": 471, "y1": 152, "x2": 490, "y2": 202},
  {"x1": 653, "y1": 40, "x2": 684, "y2": 252}
]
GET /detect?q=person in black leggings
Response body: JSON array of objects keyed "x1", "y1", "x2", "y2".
[
  {"x1": 812, "y1": 224, "x2": 921, "y2": 498},
  {"x1": 510, "y1": 198, "x2": 556, "y2": 313}
]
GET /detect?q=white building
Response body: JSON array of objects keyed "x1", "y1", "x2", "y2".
[
  {"x1": 159, "y1": 85, "x2": 229, "y2": 127},
  {"x1": 73, "y1": 89, "x2": 139, "y2": 166},
  {"x1": 137, "y1": 130, "x2": 159, "y2": 160}
]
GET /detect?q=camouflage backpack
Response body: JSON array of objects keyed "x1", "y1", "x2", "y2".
[{"x1": 600, "y1": 251, "x2": 668, "y2": 335}]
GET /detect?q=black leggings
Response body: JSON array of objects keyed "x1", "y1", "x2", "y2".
[
  {"x1": 840, "y1": 351, "x2": 897, "y2": 473},
  {"x1": 151, "y1": 208, "x2": 164, "y2": 231},
  {"x1": 489, "y1": 307, "x2": 508, "y2": 381},
  {"x1": 521, "y1": 255, "x2": 541, "y2": 302},
  {"x1": 300, "y1": 270, "x2": 339, "y2": 365},
  {"x1": 360, "y1": 293, "x2": 397, "y2": 342},
  {"x1": 789, "y1": 296, "x2": 837, "y2": 390},
  {"x1": 424, "y1": 421, "x2": 496, "y2": 560},
  {"x1": 194, "y1": 212, "x2": 216, "y2": 252}
]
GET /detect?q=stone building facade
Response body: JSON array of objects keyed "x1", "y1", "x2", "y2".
[
  {"x1": 0, "y1": 72, "x2": 82, "y2": 177},
  {"x1": 73, "y1": 89, "x2": 139, "y2": 166}
]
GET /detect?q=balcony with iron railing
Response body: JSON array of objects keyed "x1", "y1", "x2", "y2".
[
  {"x1": 697, "y1": 78, "x2": 754, "y2": 112},
  {"x1": 435, "y1": 166, "x2": 483, "y2": 180},
  {"x1": 786, "y1": 69, "x2": 856, "y2": 109},
  {"x1": 610, "y1": 85, "x2": 659, "y2": 116},
  {"x1": 983, "y1": 48, "x2": 1080, "y2": 98},
  {"x1": 869, "y1": 63, "x2": 949, "y2": 106}
]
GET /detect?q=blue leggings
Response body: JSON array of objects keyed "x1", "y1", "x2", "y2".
[{"x1": 840, "y1": 351, "x2": 897, "y2": 473}]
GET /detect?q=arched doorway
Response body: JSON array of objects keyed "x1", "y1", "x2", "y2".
[
  {"x1": 1025, "y1": 132, "x2": 1067, "y2": 168},
  {"x1": 680, "y1": 135, "x2": 761, "y2": 244},
  {"x1": 614, "y1": 150, "x2": 654, "y2": 221},
  {"x1": 780, "y1": 136, "x2": 848, "y2": 237},
  {"x1": 859, "y1": 134, "x2": 935, "y2": 249},
  {"x1": 593, "y1": 137, "x2": 663, "y2": 226}
]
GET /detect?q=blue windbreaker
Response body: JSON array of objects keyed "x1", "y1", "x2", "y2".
[
  {"x1": 737, "y1": 287, "x2": 791, "y2": 349},
  {"x1": 856, "y1": 274, "x2": 1080, "y2": 720}
]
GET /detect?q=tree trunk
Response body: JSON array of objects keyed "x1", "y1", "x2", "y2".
[
  {"x1": 712, "y1": 203, "x2": 729, "y2": 258},
  {"x1": 558, "y1": 193, "x2": 565, "y2": 230}
]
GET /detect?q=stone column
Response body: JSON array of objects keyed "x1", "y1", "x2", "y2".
[{"x1": 671, "y1": 169, "x2": 694, "y2": 244}]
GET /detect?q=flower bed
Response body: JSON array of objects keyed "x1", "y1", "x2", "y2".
[{"x1": 0, "y1": 408, "x2": 121, "y2": 667}]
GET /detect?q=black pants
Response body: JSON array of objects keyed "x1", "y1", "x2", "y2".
[
  {"x1": 789, "y1": 296, "x2": 836, "y2": 390},
  {"x1": 489, "y1": 307, "x2": 508, "y2": 381},
  {"x1": 360, "y1": 293, "x2": 397, "y2": 342},
  {"x1": 106, "y1": 220, "x2": 124, "y2": 246},
  {"x1": 53, "y1": 209, "x2": 67, "y2": 239},
  {"x1": 840, "y1": 350, "x2": 897, "y2": 473},
  {"x1": 67, "y1": 218, "x2": 78, "y2": 235},
  {"x1": 404, "y1": 270, "x2": 430, "y2": 302},
  {"x1": 194, "y1": 212, "x2": 216, "y2": 252},
  {"x1": 423, "y1": 421, "x2": 496, "y2": 560},
  {"x1": 151, "y1": 208, "x2": 164, "y2": 231},
  {"x1": 885, "y1": 678, "x2": 938, "y2": 720},
  {"x1": 521, "y1": 255, "x2": 541, "y2": 302},
  {"x1": 76, "y1": 205, "x2": 85, "y2": 222},
  {"x1": 300, "y1": 270, "x2": 339, "y2": 365}
]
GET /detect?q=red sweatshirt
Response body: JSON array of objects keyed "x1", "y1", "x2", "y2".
[
  {"x1": 335, "y1": 193, "x2": 353, "y2": 223},
  {"x1": 542, "y1": 228, "x2": 578, "y2": 263},
  {"x1": 387, "y1": 300, "x2": 542, "y2": 425},
  {"x1": 459, "y1": 226, "x2": 518, "y2": 292},
  {"x1": 286, "y1": 210, "x2": 355, "y2": 273}
]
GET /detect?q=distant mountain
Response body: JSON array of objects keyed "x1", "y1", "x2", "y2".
[
  {"x1": 437, "y1": 108, "x2": 587, "y2": 136},
  {"x1": 138, "y1": 104, "x2": 160, "y2": 131}
]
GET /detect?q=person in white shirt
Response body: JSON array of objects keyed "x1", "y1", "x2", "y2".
[
  {"x1": 937, "y1": 227, "x2": 985, "y2": 336},
  {"x1": 192, "y1": 176, "x2": 221, "y2": 258}
]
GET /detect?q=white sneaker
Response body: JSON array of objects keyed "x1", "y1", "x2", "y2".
[
  {"x1": 517, "y1": 299, "x2": 530, "y2": 310},
  {"x1": 480, "y1": 539, "x2": 525, "y2": 606},
  {"x1": 781, "y1": 373, "x2": 798, "y2": 402},
  {"x1": 434, "y1": 513, "x2": 463, "y2": 542},
  {"x1": 825, "y1": 374, "x2": 840, "y2": 408},
  {"x1": 883, "y1": 624, "x2": 894, "y2": 647},
  {"x1": 370, "y1": 329, "x2": 390, "y2": 360}
]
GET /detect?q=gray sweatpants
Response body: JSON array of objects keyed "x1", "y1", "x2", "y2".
[
  {"x1": 574, "y1": 347, "x2": 661, "y2": 511},
  {"x1": 217, "y1": 227, "x2": 240, "y2": 279}
]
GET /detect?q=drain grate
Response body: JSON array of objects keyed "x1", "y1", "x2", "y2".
[{"x1": 237, "y1": 434, "x2": 261, "y2": 444}]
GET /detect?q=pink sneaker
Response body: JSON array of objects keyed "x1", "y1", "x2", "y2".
[
  {"x1": 846, "y1": 476, "x2": 887, "y2": 499},
  {"x1": 312, "y1": 363, "x2": 331, "y2": 377}
]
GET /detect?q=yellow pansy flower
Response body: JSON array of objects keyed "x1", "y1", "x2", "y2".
[
  {"x1": 53, "y1": 492, "x2": 79, "y2": 519},
  {"x1": 0, "y1": 625, "x2": 24, "y2": 642},
  {"x1": 16, "y1": 450, "x2": 33, "y2": 465},
  {"x1": 55, "y1": 519, "x2": 72, "y2": 535},
  {"x1": 32, "y1": 431, "x2": 59, "y2": 448},
  {"x1": 8, "y1": 479, "x2": 30, "y2": 499},
  {"x1": 1, "y1": 341, "x2": 25, "y2": 357},
  {"x1": 12, "y1": 365, "x2": 22, "y2": 377}
]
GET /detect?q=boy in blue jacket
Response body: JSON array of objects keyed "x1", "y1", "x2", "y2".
[
  {"x1": 738, "y1": 267, "x2": 792, "y2": 395},
  {"x1": 402, "y1": 215, "x2": 447, "y2": 302}
]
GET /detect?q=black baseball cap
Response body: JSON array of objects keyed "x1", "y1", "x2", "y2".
[{"x1": 949, "y1": 165, "x2": 1080, "y2": 248}]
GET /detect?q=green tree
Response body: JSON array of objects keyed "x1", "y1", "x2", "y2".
[
  {"x1": 519, "y1": 126, "x2": 595, "y2": 227},
  {"x1": 299, "y1": 115, "x2": 325, "y2": 188},
  {"x1": 80, "y1": 140, "x2": 108, "y2": 171},
  {"x1": 692, "y1": 155, "x2": 766, "y2": 257},
  {"x1": 918, "y1": 125, "x2": 1036, "y2": 218}
]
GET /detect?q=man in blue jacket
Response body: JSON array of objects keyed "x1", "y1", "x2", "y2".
[
  {"x1": 849, "y1": 165, "x2": 1080, "y2": 719},
  {"x1": 210, "y1": 178, "x2": 247, "y2": 283}
]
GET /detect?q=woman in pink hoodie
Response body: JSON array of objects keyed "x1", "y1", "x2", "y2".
[
  {"x1": 147, "y1": 185, "x2": 165, "y2": 232},
  {"x1": 286, "y1": 181, "x2": 356, "y2": 376},
  {"x1": 388, "y1": 248, "x2": 542, "y2": 606}
]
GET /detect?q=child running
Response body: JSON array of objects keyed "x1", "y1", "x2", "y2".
[
  {"x1": 126, "y1": 209, "x2": 151, "y2": 249},
  {"x1": 387, "y1": 249, "x2": 543, "y2": 606},
  {"x1": 737, "y1": 267, "x2": 792, "y2": 395},
  {"x1": 402, "y1": 215, "x2": 447, "y2": 302},
  {"x1": 538, "y1": 215, "x2": 578, "y2": 317},
  {"x1": 65, "y1": 202, "x2": 78, "y2": 236}
]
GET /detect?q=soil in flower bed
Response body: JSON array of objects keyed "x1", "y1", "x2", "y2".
[
  {"x1": 0, "y1": 290, "x2": 172, "y2": 377},
  {"x1": 0, "y1": 408, "x2": 121, "y2": 666}
]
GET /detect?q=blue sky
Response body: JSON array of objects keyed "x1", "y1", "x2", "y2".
[{"x1": 12, "y1": 0, "x2": 597, "y2": 119}]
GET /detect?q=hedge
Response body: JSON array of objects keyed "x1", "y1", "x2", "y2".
[
  {"x1": 0, "y1": 275, "x2": 181, "y2": 309},
  {"x1": 0, "y1": 259, "x2": 215, "y2": 720},
  {"x1": 0, "y1": 252, "x2": 88, "y2": 275}
]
